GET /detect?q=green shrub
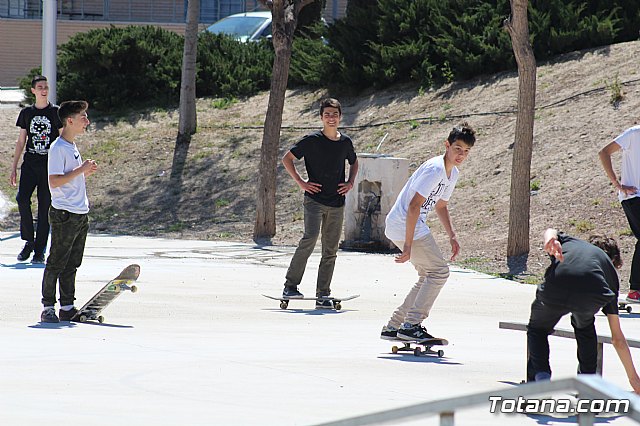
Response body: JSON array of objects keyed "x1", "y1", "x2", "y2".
[
  {"x1": 196, "y1": 33, "x2": 273, "y2": 98},
  {"x1": 57, "y1": 25, "x2": 184, "y2": 111},
  {"x1": 290, "y1": 21, "x2": 342, "y2": 88}
]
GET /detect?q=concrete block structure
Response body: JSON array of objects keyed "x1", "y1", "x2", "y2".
[{"x1": 341, "y1": 154, "x2": 409, "y2": 252}]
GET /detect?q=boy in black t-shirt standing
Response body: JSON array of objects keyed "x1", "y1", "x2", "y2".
[
  {"x1": 281, "y1": 98, "x2": 359, "y2": 308},
  {"x1": 527, "y1": 228, "x2": 640, "y2": 393},
  {"x1": 10, "y1": 76, "x2": 63, "y2": 263}
]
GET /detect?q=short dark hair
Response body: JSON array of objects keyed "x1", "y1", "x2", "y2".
[
  {"x1": 58, "y1": 100, "x2": 89, "y2": 125},
  {"x1": 448, "y1": 122, "x2": 476, "y2": 147},
  {"x1": 320, "y1": 98, "x2": 341, "y2": 116},
  {"x1": 589, "y1": 234, "x2": 622, "y2": 268},
  {"x1": 31, "y1": 75, "x2": 47, "y2": 88}
]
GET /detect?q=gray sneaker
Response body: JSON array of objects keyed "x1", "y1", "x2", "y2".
[
  {"x1": 282, "y1": 286, "x2": 304, "y2": 298},
  {"x1": 315, "y1": 299, "x2": 334, "y2": 309},
  {"x1": 397, "y1": 323, "x2": 434, "y2": 341},
  {"x1": 380, "y1": 325, "x2": 398, "y2": 340},
  {"x1": 59, "y1": 307, "x2": 79, "y2": 322},
  {"x1": 40, "y1": 307, "x2": 59, "y2": 323}
]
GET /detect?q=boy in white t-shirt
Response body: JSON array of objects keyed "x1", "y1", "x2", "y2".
[
  {"x1": 381, "y1": 123, "x2": 476, "y2": 341},
  {"x1": 40, "y1": 100, "x2": 98, "y2": 323},
  {"x1": 599, "y1": 126, "x2": 640, "y2": 302}
]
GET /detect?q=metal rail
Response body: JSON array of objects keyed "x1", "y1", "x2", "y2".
[{"x1": 314, "y1": 376, "x2": 640, "y2": 426}]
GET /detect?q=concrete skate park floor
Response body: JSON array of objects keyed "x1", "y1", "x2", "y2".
[{"x1": 1, "y1": 231, "x2": 639, "y2": 425}]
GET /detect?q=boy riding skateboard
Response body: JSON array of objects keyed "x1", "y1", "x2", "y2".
[{"x1": 380, "y1": 123, "x2": 475, "y2": 340}]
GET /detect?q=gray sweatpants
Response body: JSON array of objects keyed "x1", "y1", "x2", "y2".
[{"x1": 387, "y1": 233, "x2": 450, "y2": 327}]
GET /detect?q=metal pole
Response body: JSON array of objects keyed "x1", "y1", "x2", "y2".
[{"x1": 41, "y1": 0, "x2": 57, "y2": 103}]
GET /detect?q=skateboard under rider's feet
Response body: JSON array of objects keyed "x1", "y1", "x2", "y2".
[
  {"x1": 388, "y1": 337, "x2": 449, "y2": 357},
  {"x1": 262, "y1": 294, "x2": 359, "y2": 311}
]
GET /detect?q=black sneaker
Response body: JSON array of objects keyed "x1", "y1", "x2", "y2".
[
  {"x1": 17, "y1": 242, "x2": 34, "y2": 262},
  {"x1": 40, "y1": 307, "x2": 59, "y2": 323},
  {"x1": 283, "y1": 286, "x2": 304, "y2": 298},
  {"x1": 380, "y1": 325, "x2": 398, "y2": 340},
  {"x1": 59, "y1": 307, "x2": 79, "y2": 322},
  {"x1": 397, "y1": 323, "x2": 434, "y2": 341},
  {"x1": 316, "y1": 299, "x2": 334, "y2": 309},
  {"x1": 32, "y1": 252, "x2": 46, "y2": 264}
]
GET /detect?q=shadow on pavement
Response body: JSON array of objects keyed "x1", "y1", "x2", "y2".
[
  {"x1": 377, "y1": 355, "x2": 463, "y2": 365},
  {"x1": 28, "y1": 322, "x2": 78, "y2": 329},
  {"x1": 262, "y1": 308, "x2": 351, "y2": 316},
  {"x1": 1, "y1": 262, "x2": 45, "y2": 269}
]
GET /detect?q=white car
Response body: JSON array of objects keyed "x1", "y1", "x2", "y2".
[{"x1": 205, "y1": 11, "x2": 272, "y2": 42}]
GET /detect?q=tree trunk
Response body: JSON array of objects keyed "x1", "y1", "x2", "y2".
[
  {"x1": 178, "y1": 0, "x2": 199, "y2": 144},
  {"x1": 254, "y1": 45, "x2": 292, "y2": 242},
  {"x1": 253, "y1": 0, "x2": 313, "y2": 243},
  {"x1": 505, "y1": 0, "x2": 536, "y2": 260}
]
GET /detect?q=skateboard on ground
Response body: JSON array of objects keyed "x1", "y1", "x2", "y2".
[
  {"x1": 389, "y1": 337, "x2": 448, "y2": 357},
  {"x1": 618, "y1": 296, "x2": 639, "y2": 313},
  {"x1": 72, "y1": 264, "x2": 140, "y2": 323},
  {"x1": 262, "y1": 294, "x2": 359, "y2": 310}
]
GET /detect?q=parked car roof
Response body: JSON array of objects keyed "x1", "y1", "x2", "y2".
[{"x1": 205, "y1": 11, "x2": 272, "y2": 42}]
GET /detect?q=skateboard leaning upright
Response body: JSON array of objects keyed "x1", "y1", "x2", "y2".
[{"x1": 72, "y1": 264, "x2": 140, "y2": 323}]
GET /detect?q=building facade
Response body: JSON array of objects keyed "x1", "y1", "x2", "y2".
[{"x1": 0, "y1": 0, "x2": 348, "y2": 87}]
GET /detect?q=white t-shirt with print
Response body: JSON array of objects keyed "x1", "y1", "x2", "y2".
[
  {"x1": 614, "y1": 125, "x2": 640, "y2": 202},
  {"x1": 385, "y1": 154, "x2": 458, "y2": 242},
  {"x1": 48, "y1": 136, "x2": 89, "y2": 214}
]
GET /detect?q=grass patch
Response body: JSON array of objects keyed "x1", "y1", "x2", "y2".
[
  {"x1": 212, "y1": 97, "x2": 238, "y2": 110},
  {"x1": 166, "y1": 221, "x2": 187, "y2": 232},
  {"x1": 569, "y1": 219, "x2": 595, "y2": 233},
  {"x1": 606, "y1": 73, "x2": 624, "y2": 106},
  {"x1": 619, "y1": 228, "x2": 634, "y2": 237},
  {"x1": 215, "y1": 198, "x2": 230, "y2": 208}
]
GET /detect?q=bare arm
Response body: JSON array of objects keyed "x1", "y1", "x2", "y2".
[
  {"x1": 9, "y1": 129, "x2": 28, "y2": 186},
  {"x1": 337, "y1": 158, "x2": 359, "y2": 195},
  {"x1": 49, "y1": 160, "x2": 97, "y2": 189},
  {"x1": 395, "y1": 192, "x2": 425, "y2": 264},
  {"x1": 599, "y1": 141, "x2": 637, "y2": 196},
  {"x1": 281, "y1": 151, "x2": 322, "y2": 194},
  {"x1": 434, "y1": 199, "x2": 459, "y2": 261},
  {"x1": 607, "y1": 314, "x2": 640, "y2": 393}
]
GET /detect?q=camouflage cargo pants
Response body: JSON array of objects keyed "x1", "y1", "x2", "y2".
[{"x1": 41, "y1": 207, "x2": 89, "y2": 307}]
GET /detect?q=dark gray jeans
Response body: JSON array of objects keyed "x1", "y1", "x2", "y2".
[
  {"x1": 41, "y1": 206, "x2": 89, "y2": 307},
  {"x1": 622, "y1": 196, "x2": 640, "y2": 291},
  {"x1": 284, "y1": 197, "x2": 344, "y2": 297},
  {"x1": 526, "y1": 293, "x2": 610, "y2": 382}
]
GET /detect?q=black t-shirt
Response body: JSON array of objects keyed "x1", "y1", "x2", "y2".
[
  {"x1": 16, "y1": 103, "x2": 62, "y2": 164},
  {"x1": 540, "y1": 233, "x2": 619, "y2": 315},
  {"x1": 290, "y1": 130, "x2": 357, "y2": 207}
]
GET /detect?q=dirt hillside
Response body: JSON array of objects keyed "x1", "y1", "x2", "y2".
[{"x1": 1, "y1": 40, "x2": 640, "y2": 287}]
